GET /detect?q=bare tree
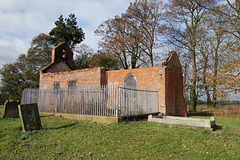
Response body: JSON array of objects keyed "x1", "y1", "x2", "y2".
[
  {"x1": 196, "y1": 0, "x2": 240, "y2": 105},
  {"x1": 73, "y1": 44, "x2": 94, "y2": 69},
  {"x1": 124, "y1": 0, "x2": 162, "y2": 67},
  {"x1": 95, "y1": 16, "x2": 135, "y2": 69},
  {"x1": 95, "y1": 0, "x2": 163, "y2": 69},
  {"x1": 197, "y1": 10, "x2": 231, "y2": 108},
  {"x1": 162, "y1": 0, "x2": 216, "y2": 111}
]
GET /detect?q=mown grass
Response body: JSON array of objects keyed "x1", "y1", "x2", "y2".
[{"x1": 0, "y1": 105, "x2": 239, "y2": 159}]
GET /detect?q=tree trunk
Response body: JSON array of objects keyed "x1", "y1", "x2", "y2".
[
  {"x1": 183, "y1": 63, "x2": 188, "y2": 106},
  {"x1": 206, "y1": 89, "x2": 212, "y2": 107},
  {"x1": 190, "y1": 88, "x2": 197, "y2": 111},
  {"x1": 131, "y1": 54, "x2": 137, "y2": 69},
  {"x1": 190, "y1": 48, "x2": 197, "y2": 111},
  {"x1": 212, "y1": 39, "x2": 220, "y2": 108},
  {"x1": 212, "y1": 70, "x2": 217, "y2": 108},
  {"x1": 202, "y1": 57, "x2": 212, "y2": 108}
]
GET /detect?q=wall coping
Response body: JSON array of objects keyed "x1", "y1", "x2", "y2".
[{"x1": 106, "y1": 66, "x2": 164, "y2": 73}]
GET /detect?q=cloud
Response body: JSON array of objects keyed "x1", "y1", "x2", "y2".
[
  {"x1": 0, "y1": 39, "x2": 29, "y2": 67},
  {"x1": 0, "y1": 0, "x2": 133, "y2": 70}
]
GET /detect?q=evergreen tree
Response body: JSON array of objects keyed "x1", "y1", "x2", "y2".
[{"x1": 49, "y1": 13, "x2": 85, "y2": 48}]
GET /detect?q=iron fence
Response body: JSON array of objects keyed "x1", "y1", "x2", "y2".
[
  {"x1": 21, "y1": 85, "x2": 159, "y2": 117},
  {"x1": 21, "y1": 88, "x2": 39, "y2": 104}
]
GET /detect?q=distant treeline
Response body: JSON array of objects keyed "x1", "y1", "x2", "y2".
[{"x1": 196, "y1": 100, "x2": 240, "y2": 106}]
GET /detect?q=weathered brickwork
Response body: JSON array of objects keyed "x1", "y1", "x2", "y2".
[
  {"x1": 39, "y1": 67, "x2": 106, "y2": 89},
  {"x1": 164, "y1": 52, "x2": 187, "y2": 116},
  {"x1": 39, "y1": 43, "x2": 186, "y2": 117},
  {"x1": 107, "y1": 67, "x2": 166, "y2": 113}
]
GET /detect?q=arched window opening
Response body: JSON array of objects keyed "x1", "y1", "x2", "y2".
[
  {"x1": 124, "y1": 73, "x2": 137, "y2": 89},
  {"x1": 124, "y1": 73, "x2": 137, "y2": 98}
]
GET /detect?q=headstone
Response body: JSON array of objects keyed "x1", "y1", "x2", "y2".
[
  {"x1": 18, "y1": 103, "x2": 42, "y2": 132},
  {"x1": 3, "y1": 100, "x2": 20, "y2": 118}
]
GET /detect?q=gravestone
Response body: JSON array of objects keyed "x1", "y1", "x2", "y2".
[
  {"x1": 3, "y1": 100, "x2": 20, "y2": 118},
  {"x1": 18, "y1": 103, "x2": 42, "y2": 132}
]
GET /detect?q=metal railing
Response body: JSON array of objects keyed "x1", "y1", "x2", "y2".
[
  {"x1": 21, "y1": 88, "x2": 39, "y2": 104},
  {"x1": 21, "y1": 85, "x2": 159, "y2": 117}
]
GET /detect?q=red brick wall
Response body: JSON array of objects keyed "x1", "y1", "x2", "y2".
[
  {"x1": 39, "y1": 51, "x2": 186, "y2": 116},
  {"x1": 165, "y1": 64, "x2": 176, "y2": 115},
  {"x1": 174, "y1": 67, "x2": 186, "y2": 116},
  {"x1": 107, "y1": 52, "x2": 186, "y2": 117},
  {"x1": 39, "y1": 67, "x2": 106, "y2": 89},
  {"x1": 165, "y1": 52, "x2": 187, "y2": 117},
  {"x1": 107, "y1": 67, "x2": 167, "y2": 114}
]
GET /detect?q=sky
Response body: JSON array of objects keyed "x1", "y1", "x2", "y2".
[{"x1": 0, "y1": 0, "x2": 135, "y2": 70}]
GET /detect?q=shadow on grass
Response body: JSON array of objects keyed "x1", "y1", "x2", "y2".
[
  {"x1": 120, "y1": 115, "x2": 148, "y2": 122},
  {"x1": 119, "y1": 113, "x2": 159, "y2": 123},
  {"x1": 40, "y1": 114, "x2": 55, "y2": 118},
  {"x1": 43, "y1": 122, "x2": 79, "y2": 130},
  {"x1": 188, "y1": 111, "x2": 214, "y2": 116},
  {"x1": 213, "y1": 125, "x2": 223, "y2": 131}
]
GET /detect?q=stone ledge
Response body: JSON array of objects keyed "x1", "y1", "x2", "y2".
[
  {"x1": 148, "y1": 115, "x2": 215, "y2": 130},
  {"x1": 41, "y1": 112, "x2": 119, "y2": 123}
]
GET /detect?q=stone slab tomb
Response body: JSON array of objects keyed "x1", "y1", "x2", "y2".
[
  {"x1": 148, "y1": 115, "x2": 215, "y2": 130},
  {"x1": 18, "y1": 103, "x2": 42, "y2": 132},
  {"x1": 3, "y1": 100, "x2": 20, "y2": 118}
]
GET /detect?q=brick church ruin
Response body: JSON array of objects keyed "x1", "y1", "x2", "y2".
[{"x1": 39, "y1": 42, "x2": 187, "y2": 117}]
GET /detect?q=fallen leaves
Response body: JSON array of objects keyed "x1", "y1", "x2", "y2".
[{"x1": 224, "y1": 144, "x2": 232, "y2": 147}]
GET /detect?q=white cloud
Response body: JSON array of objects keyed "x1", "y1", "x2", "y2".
[
  {"x1": 0, "y1": 0, "x2": 134, "y2": 70},
  {"x1": 0, "y1": 39, "x2": 29, "y2": 66}
]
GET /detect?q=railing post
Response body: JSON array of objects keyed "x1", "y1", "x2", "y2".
[{"x1": 116, "y1": 87, "x2": 119, "y2": 117}]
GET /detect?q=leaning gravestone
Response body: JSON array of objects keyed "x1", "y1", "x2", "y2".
[
  {"x1": 3, "y1": 100, "x2": 20, "y2": 118},
  {"x1": 18, "y1": 103, "x2": 42, "y2": 132}
]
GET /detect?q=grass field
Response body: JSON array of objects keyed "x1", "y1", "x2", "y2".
[
  {"x1": 194, "y1": 104, "x2": 240, "y2": 121},
  {"x1": 0, "y1": 105, "x2": 240, "y2": 159}
]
